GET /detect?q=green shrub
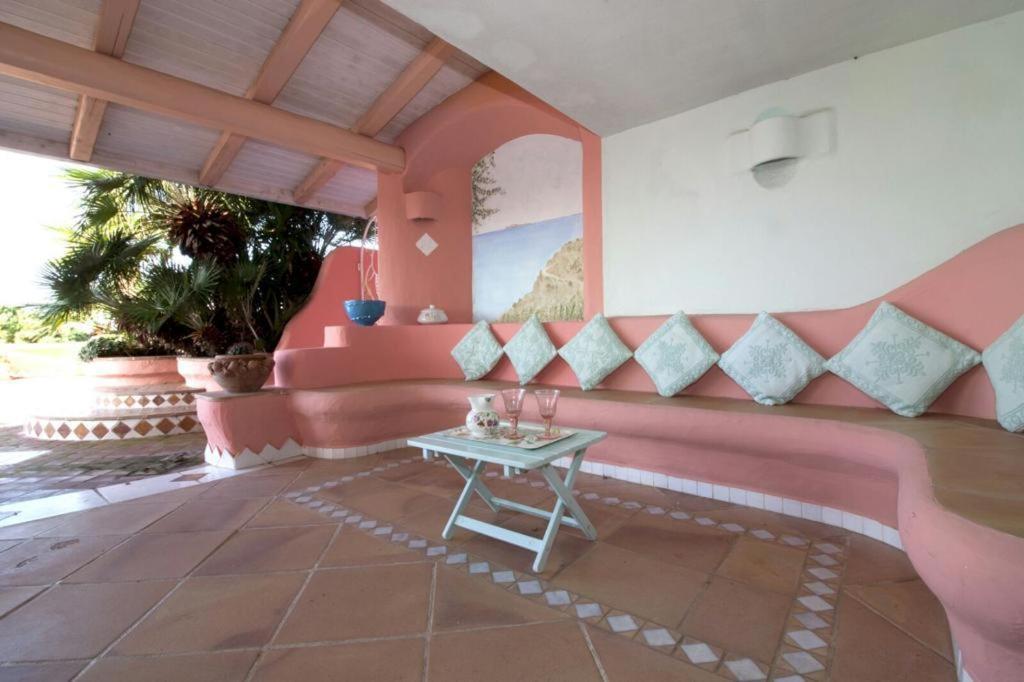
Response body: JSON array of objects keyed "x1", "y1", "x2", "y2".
[
  {"x1": 225, "y1": 342, "x2": 256, "y2": 356},
  {"x1": 78, "y1": 335, "x2": 169, "y2": 362}
]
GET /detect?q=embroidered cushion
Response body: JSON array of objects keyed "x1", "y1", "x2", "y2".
[
  {"x1": 451, "y1": 321, "x2": 503, "y2": 381},
  {"x1": 719, "y1": 312, "x2": 825, "y2": 406},
  {"x1": 982, "y1": 314, "x2": 1024, "y2": 432},
  {"x1": 558, "y1": 314, "x2": 633, "y2": 390},
  {"x1": 825, "y1": 302, "x2": 980, "y2": 417},
  {"x1": 634, "y1": 312, "x2": 719, "y2": 397},
  {"x1": 503, "y1": 315, "x2": 557, "y2": 384}
]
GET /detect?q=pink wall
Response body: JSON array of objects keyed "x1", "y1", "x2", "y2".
[
  {"x1": 279, "y1": 223, "x2": 1024, "y2": 421},
  {"x1": 277, "y1": 246, "x2": 377, "y2": 351},
  {"x1": 376, "y1": 72, "x2": 603, "y2": 325}
]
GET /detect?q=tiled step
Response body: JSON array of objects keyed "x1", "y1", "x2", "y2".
[
  {"x1": 92, "y1": 383, "x2": 205, "y2": 410},
  {"x1": 24, "y1": 406, "x2": 202, "y2": 442}
]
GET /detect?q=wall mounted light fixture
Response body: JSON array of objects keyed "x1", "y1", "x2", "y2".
[{"x1": 727, "y1": 107, "x2": 835, "y2": 188}]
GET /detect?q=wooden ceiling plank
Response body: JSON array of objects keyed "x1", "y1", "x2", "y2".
[
  {"x1": 292, "y1": 36, "x2": 454, "y2": 203},
  {"x1": 69, "y1": 0, "x2": 140, "y2": 162},
  {"x1": 199, "y1": 0, "x2": 343, "y2": 186},
  {"x1": 0, "y1": 22, "x2": 405, "y2": 173}
]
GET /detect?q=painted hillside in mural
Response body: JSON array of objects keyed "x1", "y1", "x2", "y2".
[{"x1": 472, "y1": 134, "x2": 583, "y2": 322}]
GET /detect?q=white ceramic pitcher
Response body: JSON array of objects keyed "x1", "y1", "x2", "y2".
[{"x1": 465, "y1": 394, "x2": 500, "y2": 437}]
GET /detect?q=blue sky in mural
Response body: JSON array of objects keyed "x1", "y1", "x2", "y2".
[{"x1": 473, "y1": 213, "x2": 582, "y2": 321}]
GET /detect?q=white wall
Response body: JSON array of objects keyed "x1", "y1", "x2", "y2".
[{"x1": 602, "y1": 12, "x2": 1024, "y2": 316}]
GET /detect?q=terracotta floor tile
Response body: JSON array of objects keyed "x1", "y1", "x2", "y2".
[
  {"x1": 831, "y1": 593, "x2": 956, "y2": 681},
  {"x1": 556, "y1": 543, "x2": 708, "y2": 626},
  {"x1": 38, "y1": 501, "x2": 182, "y2": 536},
  {"x1": 463, "y1": 514, "x2": 598, "y2": 580},
  {"x1": 845, "y1": 579, "x2": 953, "y2": 661},
  {"x1": 77, "y1": 650, "x2": 258, "y2": 682},
  {"x1": 604, "y1": 513, "x2": 736, "y2": 573},
  {"x1": 562, "y1": 498, "x2": 637, "y2": 537},
  {"x1": 275, "y1": 563, "x2": 432, "y2": 644},
  {"x1": 320, "y1": 528, "x2": 426, "y2": 567},
  {"x1": 200, "y1": 473, "x2": 297, "y2": 500},
  {"x1": 397, "y1": 498, "x2": 503, "y2": 543},
  {"x1": 681, "y1": 576, "x2": 791, "y2": 661},
  {"x1": 66, "y1": 531, "x2": 231, "y2": 582},
  {"x1": 716, "y1": 536, "x2": 806, "y2": 594},
  {"x1": 0, "y1": 661, "x2": 84, "y2": 681},
  {"x1": 433, "y1": 564, "x2": 566, "y2": 631},
  {"x1": 586, "y1": 624, "x2": 722, "y2": 681},
  {"x1": 342, "y1": 484, "x2": 448, "y2": 522},
  {"x1": 0, "y1": 581, "x2": 174, "y2": 661},
  {"x1": 113, "y1": 573, "x2": 305, "y2": 655},
  {"x1": 706, "y1": 507, "x2": 844, "y2": 541},
  {"x1": 0, "y1": 585, "x2": 45, "y2": 618},
  {"x1": 141, "y1": 497, "x2": 269, "y2": 534},
  {"x1": 429, "y1": 620, "x2": 603, "y2": 681},
  {"x1": 0, "y1": 540, "x2": 19, "y2": 554},
  {"x1": 391, "y1": 465, "x2": 467, "y2": 497},
  {"x1": 843, "y1": 534, "x2": 919, "y2": 585},
  {"x1": 193, "y1": 526, "x2": 334, "y2": 575},
  {"x1": 244, "y1": 499, "x2": 336, "y2": 528},
  {"x1": 251, "y1": 638, "x2": 424, "y2": 682},
  {"x1": 0, "y1": 535, "x2": 125, "y2": 586},
  {"x1": 315, "y1": 475, "x2": 391, "y2": 503}
]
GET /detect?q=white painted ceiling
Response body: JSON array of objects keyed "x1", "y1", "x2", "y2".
[{"x1": 381, "y1": 0, "x2": 1024, "y2": 135}]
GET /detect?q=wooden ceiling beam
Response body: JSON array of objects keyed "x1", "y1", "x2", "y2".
[
  {"x1": 199, "y1": 0, "x2": 343, "y2": 186},
  {"x1": 0, "y1": 22, "x2": 405, "y2": 173},
  {"x1": 69, "y1": 0, "x2": 140, "y2": 162},
  {"x1": 292, "y1": 36, "x2": 454, "y2": 203}
]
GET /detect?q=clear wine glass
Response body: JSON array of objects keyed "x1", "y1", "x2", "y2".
[
  {"x1": 500, "y1": 388, "x2": 526, "y2": 440},
  {"x1": 534, "y1": 389, "x2": 560, "y2": 440}
]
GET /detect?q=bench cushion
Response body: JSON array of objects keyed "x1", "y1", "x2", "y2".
[
  {"x1": 634, "y1": 311, "x2": 719, "y2": 397},
  {"x1": 982, "y1": 313, "x2": 1024, "y2": 432},
  {"x1": 558, "y1": 314, "x2": 632, "y2": 390},
  {"x1": 451, "y1": 321, "x2": 503, "y2": 380},
  {"x1": 503, "y1": 315, "x2": 557, "y2": 384},
  {"x1": 825, "y1": 302, "x2": 980, "y2": 417}
]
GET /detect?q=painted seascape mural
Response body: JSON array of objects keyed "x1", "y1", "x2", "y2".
[{"x1": 471, "y1": 134, "x2": 584, "y2": 322}]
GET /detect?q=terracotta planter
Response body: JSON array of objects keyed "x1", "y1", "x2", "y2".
[
  {"x1": 177, "y1": 356, "x2": 220, "y2": 391},
  {"x1": 208, "y1": 353, "x2": 275, "y2": 394},
  {"x1": 85, "y1": 356, "x2": 183, "y2": 387}
]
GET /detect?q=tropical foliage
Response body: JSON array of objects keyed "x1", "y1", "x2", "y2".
[{"x1": 43, "y1": 169, "x2": 368, "y2": 357}]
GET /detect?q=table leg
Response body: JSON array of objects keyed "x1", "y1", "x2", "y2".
[
  {"x1": 445, "y1": 455, "x2": 499, "y2": 512},
  {"x1": 532, "y1": 449, "x2": 597, "y2": 572},
  {"x1": 442, "y1": 458, "x2": 489, "y2": 540}
]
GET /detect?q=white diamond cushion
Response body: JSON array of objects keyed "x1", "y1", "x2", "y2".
[
  {"x1": 503, "y1": 315, "x2": 557, "y2": 384},
  {"x1": 982, "y1": 314, "x2": 1024, "y2": 432},
  {"x1": 634, "y1": 312, "x2": 719, "y2": 397},
  {"x1": 719, "y1": 312, "x2": 825, "y2": 406},
  {"x1": 558, "y1": 314, "x2": 633, "y2": 391},
  {"x1": 825, "y1": 302, "x2": 980, "y2": 417},
  {"x1": 450, "y1": 321, "x2": 503, "y2": 381}
]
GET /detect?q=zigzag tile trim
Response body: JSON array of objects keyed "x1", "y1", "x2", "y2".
[
  {"x1": 204, "y1": 438, "x2": 410, "y2": 470},
  {"x1": 551, "y1": 456, "x2": 904, "y2": 552}
]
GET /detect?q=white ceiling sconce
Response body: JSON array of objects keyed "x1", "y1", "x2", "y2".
[{"x1": 727, "y1": 107, "x2": 835, "y2": 189}]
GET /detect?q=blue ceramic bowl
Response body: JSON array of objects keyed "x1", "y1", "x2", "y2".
[{"x1": 344, "y1": 299, "x2": 386, "y2": 326}]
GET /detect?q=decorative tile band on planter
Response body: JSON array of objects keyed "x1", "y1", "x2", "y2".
[
  {"x1": 25, "y1": 410, "x2": 202, "y2": 441},
  {"x1": 84, "y1": 356, "x2": 185, "y2": 387}
]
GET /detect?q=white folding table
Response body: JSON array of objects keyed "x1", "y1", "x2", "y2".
[{"x1": 407, "y1": 426, "x2": 606, "y2": 572}]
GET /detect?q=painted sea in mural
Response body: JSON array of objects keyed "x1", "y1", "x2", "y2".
[{"x1": 472, "y1": 213, "x2": 582, "y2": 321}]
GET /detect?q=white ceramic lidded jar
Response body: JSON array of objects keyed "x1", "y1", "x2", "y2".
[
  {"x1": 465, "y1": 394, "x2": 500, "y2": 437},
  {"x1": 417, "y1": 304, "x2": 448, "y2": 324}
]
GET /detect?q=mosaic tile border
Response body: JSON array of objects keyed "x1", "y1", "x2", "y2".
[
  {"x1": 94, "y1": 388, "x2": 201, "y2": 410},
  {"x1": 23, "y1": 413, "x2": 202, "y2": 442},
  {"x1": 283, "y1": 454, "x2": 855, "y2": 682},
  {"x1": 550, "y1": 456, "x2": 903, "y2": 552}
]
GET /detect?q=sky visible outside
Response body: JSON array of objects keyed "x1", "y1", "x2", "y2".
[{"x1": 0, "y1": 149, "x2": 85, "y2": 306}]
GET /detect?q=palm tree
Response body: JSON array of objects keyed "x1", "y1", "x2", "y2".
[{"x1": 42, "y1": 169, "x2": 368, "y2": 356}]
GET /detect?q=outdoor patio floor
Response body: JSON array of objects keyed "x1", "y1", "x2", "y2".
[{"x1": 0, "y1": 447, "x2": 955, "y2": 681}]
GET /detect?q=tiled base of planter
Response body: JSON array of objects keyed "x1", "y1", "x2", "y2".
[
  {"x1": 24, "y1": 409, "x2": 202, "y2": 441},
  {"x1": 552, "y1": 456, "x2": 905, "y2": 552},
  {"x1": 93, "y1": 384, "x2": 204, "y2": 410}
]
